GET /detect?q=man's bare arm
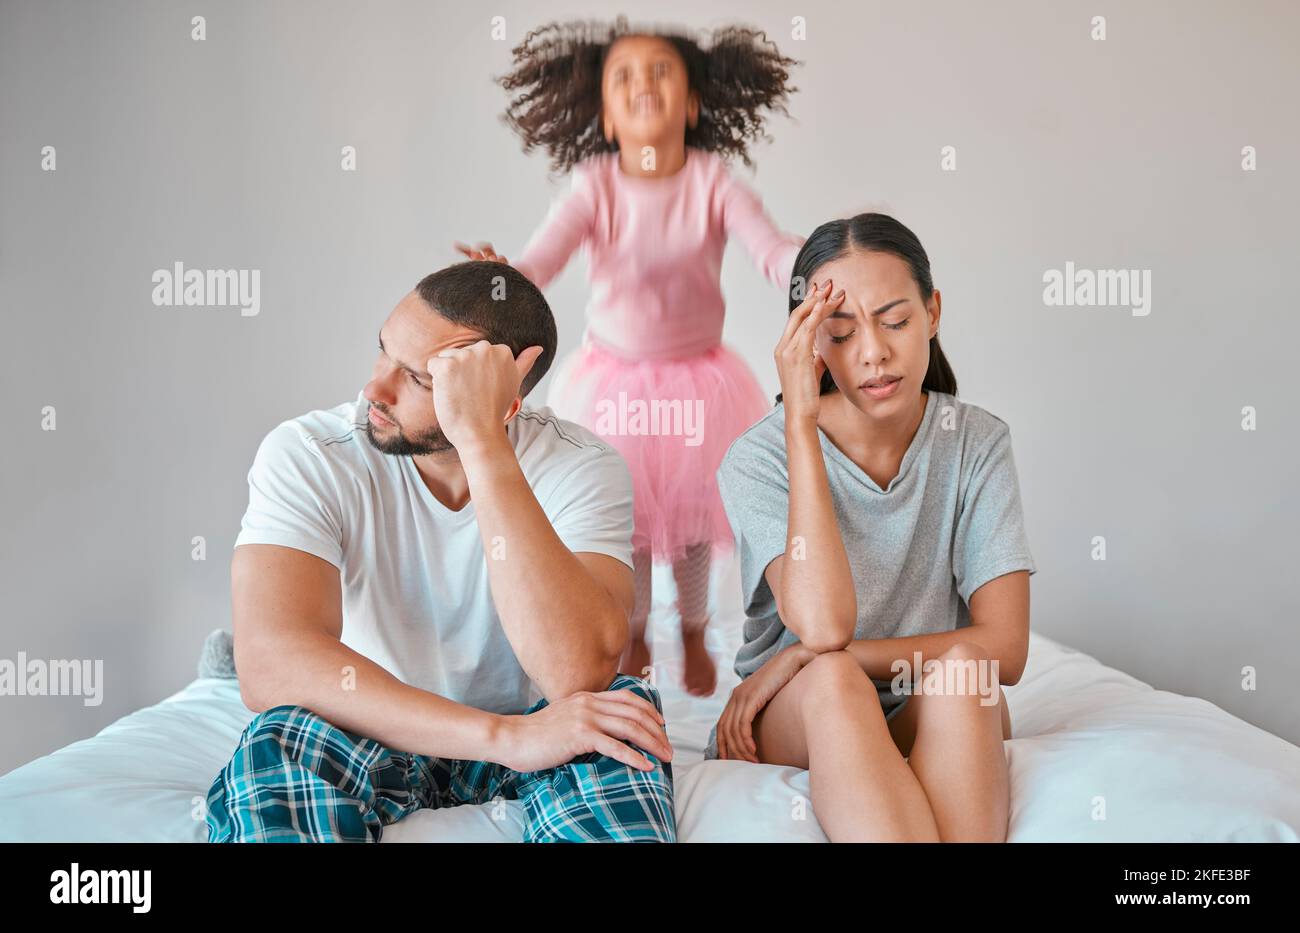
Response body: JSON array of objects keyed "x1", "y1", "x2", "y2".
[
  {"x1": 456, "y1": 432, "x2": 632, "y2": 701},
  {"x1": 231, "y1": 543, "x2": 507, "y2": 761}
]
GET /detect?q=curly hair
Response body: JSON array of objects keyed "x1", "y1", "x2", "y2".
[{"x1": 497, "y1": 15, "x2": 800, "y2": 176}]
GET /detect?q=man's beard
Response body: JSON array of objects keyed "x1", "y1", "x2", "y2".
[{"x1": 364, "y1": 413, "x2": 455, "y2": 456}]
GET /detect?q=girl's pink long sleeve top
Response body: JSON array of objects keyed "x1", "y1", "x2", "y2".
[{"x1": 513, "y1": 148, "x2": 804, "y2": 360}]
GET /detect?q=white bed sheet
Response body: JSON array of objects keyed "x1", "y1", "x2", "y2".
[{"x1": 2, "y1": 557, "x2": 1297, "y2": 842}]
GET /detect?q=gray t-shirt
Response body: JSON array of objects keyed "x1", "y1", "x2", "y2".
[{"x1": 709, "y1": 390, "x2": 1036, "y2": 753}]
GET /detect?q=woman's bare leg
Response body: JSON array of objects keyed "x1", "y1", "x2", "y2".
[
  {"x1": 619, "y1": 547, "x2": 653, "y2": 679},
  {"x1": 752, "y1": 650, "x2": 940, "y2": 842},
  {"x1": 885, "y1": 642, "x2": 1012, "y2": 842}
]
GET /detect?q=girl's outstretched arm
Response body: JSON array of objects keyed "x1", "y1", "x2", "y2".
[
  {"x1": 720, "y1": 170, "x2": 805, "y2": 291},
  {"x1": 510, "y1": 164, "x2": 600, "y2": 290}
]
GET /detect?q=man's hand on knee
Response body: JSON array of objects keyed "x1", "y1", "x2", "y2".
[{"x1": 490, "y1": 686, "x2": 673, "y2": 774}]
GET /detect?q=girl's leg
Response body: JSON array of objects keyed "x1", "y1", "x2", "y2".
[
  {"x1": 672, "y1": 541, "x2": 717, "y2": 696},
  {"x1": 885, "y1": 642, "x2": 1012, "y2": 842},
  {"x1": 619, "y1": 546, "x2": 654, "y2": 680},
  {"x1": 752, "y1": 650, "x2": 940, "y2": 842}
]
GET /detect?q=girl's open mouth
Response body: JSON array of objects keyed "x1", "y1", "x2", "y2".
[{"x1": 632, "y1": 93, "x2": 662, "y2": 115}]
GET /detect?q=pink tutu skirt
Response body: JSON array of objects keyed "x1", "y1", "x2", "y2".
[{"x1": 545, "y1": 338, "x2": 770, "y2": 562}]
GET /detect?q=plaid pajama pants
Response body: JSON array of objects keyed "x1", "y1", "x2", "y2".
[{"x1": 205, "y1": 674, "x2": 675, "y2": 842}]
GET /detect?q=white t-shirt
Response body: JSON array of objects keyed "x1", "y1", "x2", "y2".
[{"x1": 234, "y1": 391, "x2": 635, "y2": 714}]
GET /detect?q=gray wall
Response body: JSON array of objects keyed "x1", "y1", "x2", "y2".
[{"x1": 2, "y1": 0, "x2": 1296, "y2": 775}]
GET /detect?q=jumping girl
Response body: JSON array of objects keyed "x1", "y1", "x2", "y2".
[{"x1": 456, "y1": 18, "x2": 803, "y2": 696}]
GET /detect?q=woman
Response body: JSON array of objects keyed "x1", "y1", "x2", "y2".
[{"x1": 705, "y1": 213, "x2": 1038, "y2": 842}]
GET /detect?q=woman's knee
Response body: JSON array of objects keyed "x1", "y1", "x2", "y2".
[
  {"x1": 936, "y1": 640, "x2": 991, "y2": 664},
  {"x1": 924, "y1": 642, "x2": 995, "y2": 692},
  {"x1": 914, "y1": 643, "x2": 1007, "y2": 720},
  {"x1": 789, "y1": 649, "x2": 875, "y2": 707}
]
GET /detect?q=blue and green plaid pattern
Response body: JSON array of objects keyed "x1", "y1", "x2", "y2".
[{"x1": 205, "y1": 673, "x2": 676, "y2": 842}]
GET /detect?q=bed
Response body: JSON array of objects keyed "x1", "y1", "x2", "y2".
[{"x1": 2, "y1": 558, "x2": 1297, "y2": 842}]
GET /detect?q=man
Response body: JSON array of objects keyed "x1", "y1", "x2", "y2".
[{"x1": 205, "y1": 261, "x2": 676, "y2": 842}]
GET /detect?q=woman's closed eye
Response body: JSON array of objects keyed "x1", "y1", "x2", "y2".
[{"x1": 829, "y1": 318, "x2": 910, "y2": 343}]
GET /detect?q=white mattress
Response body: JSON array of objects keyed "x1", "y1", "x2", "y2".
[{"x1": 2, "y1": 557, "x2": 1298, "y2": 842}]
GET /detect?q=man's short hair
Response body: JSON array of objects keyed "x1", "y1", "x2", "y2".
[{"x1": 414, "y1": 261, "x2": 557, "y2": 398}]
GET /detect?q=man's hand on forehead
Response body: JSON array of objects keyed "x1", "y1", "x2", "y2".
[
  {"x1": 425, "y1": 339, "x2": 542, "y2": 380},
  {"x1": 424, "y1": 340, "x2": 545, "y2": 451}
]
